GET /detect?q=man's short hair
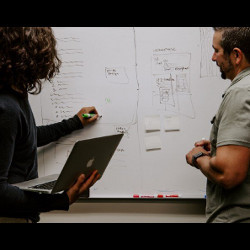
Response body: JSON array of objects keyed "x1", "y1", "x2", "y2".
[{"x1": 213, "y1": 27, "x2": 250, "y2": 63}]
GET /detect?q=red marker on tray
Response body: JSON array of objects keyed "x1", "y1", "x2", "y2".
[{"x1": 141, "y1": 195, "x2": 155, "y2": 198}]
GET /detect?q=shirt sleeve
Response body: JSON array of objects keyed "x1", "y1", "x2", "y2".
[
  {"x1": 37, "y1": 115, "x2": 83, "y2": 147},
  {"x1": 0, "y1": 104, "x2": 18, "y2": 186},
  {"x1": 0, "y1": 183, "x2": 69, "y2": 213},
  {"x1": 217, "y1": 87, "x2": 250, "y2": 148},
  {"x1": 0, "y1": 102, "x2": 69, "y2": 217}
]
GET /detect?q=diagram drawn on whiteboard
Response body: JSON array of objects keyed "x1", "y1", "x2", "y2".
[{"x1": 151, "y1": 52, "x2": 195, "y2": 119}]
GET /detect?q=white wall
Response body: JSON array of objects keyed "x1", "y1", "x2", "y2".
[{"x1": 39, "y1": 200, "x2": 206, "y2": 223}]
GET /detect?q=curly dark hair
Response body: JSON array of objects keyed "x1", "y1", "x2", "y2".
[{"x1": 0, "y1": 27, "x2": 61, "y2": 95}]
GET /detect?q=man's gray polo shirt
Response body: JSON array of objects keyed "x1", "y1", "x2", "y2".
[{"x1": 206, "y1": 67, "x2": 250, "y2": 223}]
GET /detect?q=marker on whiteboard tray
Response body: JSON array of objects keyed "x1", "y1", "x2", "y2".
[
  {"x1": 140, "y1": 195, "x2": 155, "y2": 198},
  {"x1": 165, "y1": 194, "x2": 180, "y2": 198}
]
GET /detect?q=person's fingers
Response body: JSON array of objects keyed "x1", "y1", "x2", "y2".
[
  {"x1": 79, "y1": 170, "x2": 99, "y2": 193},
  {"x1": 74, "y1": 174, "x2": 86, "y2": 190}
]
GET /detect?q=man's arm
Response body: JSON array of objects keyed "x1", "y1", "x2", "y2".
[{"x1": 186, "y1": 145, "x2": 250, "y2": 190}]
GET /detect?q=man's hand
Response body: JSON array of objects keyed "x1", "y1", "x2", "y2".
[
  {"x1": 186, "y1": 146, "x2": 209, "y2": 168},
  {"x1": 186, "y1": 139, "x2": 211, "y2": 168},
  {"x1": 194, "y1": 139, "x2": 211, "y2": 153}
]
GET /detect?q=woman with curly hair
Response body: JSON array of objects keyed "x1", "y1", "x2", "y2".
[{"x1": 0, "y1": 27, "x2": 101, "y2": 223}]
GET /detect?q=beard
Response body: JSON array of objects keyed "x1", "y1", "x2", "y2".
[
  {"x1": 219, "y1": 58, "x2": 234, "y2": 80},
  {"x1": 221, "y1": 70, "x2": 227, "y2": 80}
]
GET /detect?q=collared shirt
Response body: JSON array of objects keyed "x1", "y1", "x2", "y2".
[{"x1": 206, "y1": 67, "x2": 250, "y2": 223}]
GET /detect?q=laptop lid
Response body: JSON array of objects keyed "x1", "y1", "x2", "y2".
[
  {"x1": 51, "y1": 133, "x2": 124, "y2": 194},
  {"x1": 14, "y1": 133, "x2": 124, "y2": 194}
]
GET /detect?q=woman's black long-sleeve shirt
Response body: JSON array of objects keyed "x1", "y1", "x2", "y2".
[{"x1": 0, "y1": 88, "x2": 83, "y2": 222}]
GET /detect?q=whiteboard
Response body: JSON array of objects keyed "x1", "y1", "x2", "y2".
[{"x1": 29, "y1": 27, "x2": 229, "y2": 199}]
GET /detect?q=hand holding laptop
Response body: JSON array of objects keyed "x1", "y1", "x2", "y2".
[
  {"x1": 66, "y1": 170, "x2": 101, "y2": 205},
  {"x1": 14, "y1": 134, "x2": 124, "y2": 195}
]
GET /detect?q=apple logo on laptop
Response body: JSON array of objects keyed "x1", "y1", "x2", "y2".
[{"x1": 87, "y1": 157, "x2": 95, "y2": 168}]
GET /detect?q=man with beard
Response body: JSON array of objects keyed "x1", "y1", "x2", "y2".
[{"x1": 186, "y1": 27, "x2": 250, "y2": 223}]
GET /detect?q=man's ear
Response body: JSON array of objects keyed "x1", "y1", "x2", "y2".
[{"x1": 233, "y1": 48, "x2": 243, "y2": 65}]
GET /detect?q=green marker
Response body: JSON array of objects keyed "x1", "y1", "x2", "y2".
[{"x1": 82, "y1": 114, "x2": 96, "y2": 119}]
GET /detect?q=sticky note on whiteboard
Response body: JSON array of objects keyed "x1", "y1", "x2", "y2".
[
  {"x1": 164, "y1": 116, "x2": 180, "y2": 131},
  {"x1": 144, "y1": 115, "x2": 161, "y2": 132},
  {"x1": 144, "y1": 135, "x2": 162, "y2": 151}
]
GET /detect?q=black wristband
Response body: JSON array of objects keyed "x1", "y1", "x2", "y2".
[{"x1": 192, "y1": 152, "x2": 209, "y2": 169}]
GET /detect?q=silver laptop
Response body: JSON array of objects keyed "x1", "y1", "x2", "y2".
[{"x1": 14, "y1": 134, "x2": 124, "y2": 194}]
